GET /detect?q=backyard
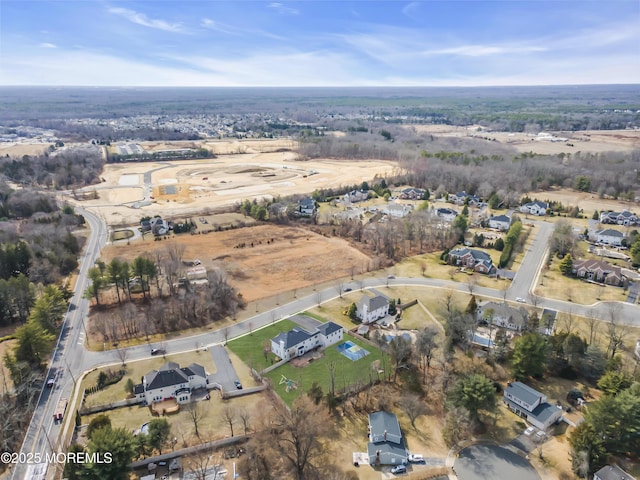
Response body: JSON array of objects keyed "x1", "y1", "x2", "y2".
[{"x1": 227, "y1": 317, "x2": 389, "y2": 406}]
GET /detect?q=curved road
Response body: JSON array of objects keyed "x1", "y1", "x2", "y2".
[{"x1": 13, "y1": 210, "x2": 640, "y2": 480}]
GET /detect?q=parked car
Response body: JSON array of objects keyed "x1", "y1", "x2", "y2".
[
  {"x1": 344, "y1": 287, "x2": 352, "y2": 292},
  {"x1": 391, "y1": 464, "x2": 407, "y2": 474},
  {"x1": 46, "y1": 377, "x2": 55, "y2": 388},
  {"x1": 516, "y1": 297, "x2": 526, "y2": 303},
  {"x1": 234, "y1": 380, "x2": 243, "y2": 389},
  {"x1": 408, "y1": 453, "x2": 425, "y2": 464},
  {"x1": 151, "y1": 348, "x2": 164, "y2": 355},
  {"x1": 524, "y1": 426, "x2": 535, "y2": 436}
]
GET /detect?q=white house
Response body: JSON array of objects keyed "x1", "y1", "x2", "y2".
[
  {"x1": 600, "y1": 210, "x2": 638, "y2": 226},
  {"x1": 271, "y1": 321, "x2": 344, "y2": 361},
  {"x1": 476, "y1": 301, "x2": 528, "y2": 331},
  {"x1": 488, "y1": 214, "x2": 512, "y2": 231},
  {"x1": 520, "y1": 201, "x2": 548, "y2": 216},
  {"x1": 134, "y1": 362, "x2": 207, "y2": 405},
  {"x1": 297, "y1": 197, "x2": 316, "y2": 216},
  {"x1": 436, "y1": 207, "x2": 458, "y2": 222},
  {"x1": 383, "y1": 204, "x2": 413, "y2": 218},
  {"x1": 594, "y1": 228, "x2": 624, "y2": 246},
  {"x1": 344, "y1": 189, "x2": 370, "y2": 204},
  {"x1": 149, "y1": 217, "x2": 170, "y2": 235},
  {"x1": 594, "y1": 465, "x2": 635, "y2": 480},
  {"x1": 357, "y1": 295, "x2": 390, "y2": 324},
  {"x1": 503, "y1": 381, "x2": 563, "y2": 430}
]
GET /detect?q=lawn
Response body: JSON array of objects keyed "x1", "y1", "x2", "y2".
[
  {"x1": 226, "y1": 319, "x2": 298, "y2": 373},
  {"x1": 264, "y1": 335, "x2": 389, "y2": 406},
  {"x1": 80, "y1": 350, "x2": 217, "y2": 407},
  {"x1": 536, "y1": 256, "x2": 628, "y2": 304}
]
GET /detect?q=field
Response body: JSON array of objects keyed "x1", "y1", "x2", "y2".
[
  {"x1": 408, "y1": 125, "x2": 640, "y2": 155},
  {"x1": 70, "y1": 138, "x2": 396, "y2": 226},
  {"x1": 100, "y1": 224, "x2": 371, "y2": 304}
]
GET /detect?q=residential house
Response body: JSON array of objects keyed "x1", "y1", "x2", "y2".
[
  {"x1": 593, "y1": 228, "x2": 624, "y2": 246},
  {"x1": 572, "y1": 259, "x2": 626, "y2": 287},
  {"x1": 520, "y1": 201, "x2": 548, "y2": 216},
  {"x1": 357, "y1": 294, "x2": 390, "y2": 324},
  {"x1": 367, "y1": 411, "x2": 408, "y2": 466},
  {"x1": 488, "y1": 214, "x2": 512, "y2": 231},
  {"x1": 297, "y1": 197, "x2": 317, "y2": 217},
  {"x1": 344, "y1": 189, "x2": 370, "y2": 204},
  {"x1": 503, "y1": 381, "x2": 563, "y2": 430},
  {"x1": 447, "y1": 248, "x2": 495, "y2": 274},
  {"x1": 398, "y1": 187, "x2": 426, "y2": 200},
  {"x1": 270, "y1": 321, "x2": 344, "y2": 361},
  {"x1": 436, "y1": 207, "x2": 458, "y2": 222},
  {"x1": 149, "y1": 216, "x2": 170, "y2": 235},
  {"x1": 449, "y1": 191, "x2": 480, "y2": 206},
  {"x1": 382, "y1": 203, "x2": 413, "y2": 218},
  {"x1": 594, "y1": 465, "x2": 636, "y2": 480},
  {"x1": 134, "y1": 362, "x2": 207, "y2": 405},
  {"x1": 476, "y1": 301, "x2": 529, "y2": 331},
  {"x1": 600, "y1": 210, "x2": 638, "y2": 226}
]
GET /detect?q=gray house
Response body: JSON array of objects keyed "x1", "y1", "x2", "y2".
[
  {"x1": 503, "y1": 382, "x2": 562, "y2": 430},
  {"x1": 367, "y1": 411, "x2": 408, "y2": 466},
  {"x1": 594, "y1": 465, "x2": 635, "y2": 480}
]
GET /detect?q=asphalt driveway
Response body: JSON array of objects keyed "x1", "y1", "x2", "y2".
[
  {"x1": 454, "y1": 444, "x2": 540, "y2": 480},
  {"x1": 206, "y1": 345, "x2": 241, "y2": 393}
]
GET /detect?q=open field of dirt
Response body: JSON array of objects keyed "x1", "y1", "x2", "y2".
[
  {"x1": 409, "y1": 125, "x2": 640, "y2": 155},
  {"x1": 73, "y1": 139, "x2": 396, "y2": 225},
  {"x1": 530, "y1": 187, "x2": 640, "y2": 215},
  {"x1": 101, "y1": 224, "x2": 371, "y2": 303}
]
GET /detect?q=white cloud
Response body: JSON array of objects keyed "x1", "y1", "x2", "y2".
[
  {"x1": 108, "y1": 7, "x2": 184, "y2": 33},
  {"x1": 39, "y1": 42, "x2": 57, "y2": 49},
  {"x1": 402, "y1": 2, "x2": 421, "y2": 17},
  {"x1": 420, "y1": 45, "x2": 548, "y2": 57},
  {"x1": 268, "y1": 3, "x2": 299, "y2": 15}
]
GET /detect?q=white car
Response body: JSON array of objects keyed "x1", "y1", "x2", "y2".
[
  {"x1": 516, "y1": 297, "x2": 526, "y2": 303},
  {"x1": 408, "y1": 453, "x2": 425, "y2": 464},
  {"x1": 524, "y1": 426, "x2": 535, "y2": 436}
]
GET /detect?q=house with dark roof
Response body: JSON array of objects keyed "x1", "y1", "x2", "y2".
[
  {"x1": 520, "y1": 201, "x2": 548, "y2": 216},
  {"x1": 270, "y1": 321, "x2": 344, "y2": 361},
  {"x1": 447, "y1": 247, "x2": 495, "y2": 274},
  {"x1": 357, "y1": 294, "x2": 390, "y2": 324},
  {"x1": 477, "y1": 301, "x2": 529, "y2": 331},
  {"x1": 594, "y1": 465, "x2": 636, "y2": 480},
  {"x1": 572, "y1": 259, "x2": 626, "y2": 287},
  {"x1": 593, "y1": 228, "x2": 624, "y2": 246},
  {"x1": 488, "y1": 214, "x2": 512, "y2": 231},
  {"x1": 600, "y1": 210, "x2": 638, "y2": 226},
  {"x1": 134, "y1": 362, "x2": 207, "y2": 405},
  {"x1": 367, "y1": 411, "x2": 408, "y2": 466},
  {"x1": 436, "y1": 207, "x2": 458, "y2": 222},
  {"x1": 503, "y1": 381, "x2": 562, "y2": 430},
  {"x1": 344, "y1": 189, "x2": 370, "y2": 204},
  {"x1": 297, "y1": 197, "x2": 317, "y2": 217},
  {"x1": 448, "y1": 191, "x2": 480, "y2": 206}
]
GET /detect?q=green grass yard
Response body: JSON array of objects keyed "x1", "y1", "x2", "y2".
[
  {"x1": 264, "y1": 335, "x2": 389, "y2": 406},
  {"x1": 226, "y1": 319, "x2": 298, "y2": 373}
]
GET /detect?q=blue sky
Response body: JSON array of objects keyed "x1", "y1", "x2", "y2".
[{"x1": 0, "y1": 1, "x2": 638, "y2": 86}]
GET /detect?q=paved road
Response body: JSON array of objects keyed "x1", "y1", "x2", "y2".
[
  {"x1": 13, "y1": 208, "x2": 108, "y2": 480},
  {"x1": 454, "y1": 444, "x2": 540, "y2": 480},
  {"x1": 14, "y1": 208, "x2": 640, "y2": 480}
]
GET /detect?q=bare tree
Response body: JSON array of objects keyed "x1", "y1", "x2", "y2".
[
  {"x1": 115, "y1": 347, "x2": 128, "y2": 367},
  {"x1": 335, "y1": 281, "x2": 344, "y2": 298},
  {"x1": 465, "y1": 275, "x2": 478, "y2": 296},
  {"x1": 605, "y1": 320, "x2": 628, "y2": 359},
  {"x1": 415, "y1": 326, "x2": 439, "y2": 384},
  {"x1": 400, "y1": 393, "x2": 428, "y2": 430},
  {"x1": 268, "y1": 395, "x2": 332, "y2": 480},
  {"x1": 314, "y1": 290, "x2": 322, "y2": 307},
  {"x1": 442, "y1": 289, "x2": 456, "y2": 314},
  {"x1": 186, "y1": 402, "x2": 204, "y2": 439},
  {"x1": 586, "y1": 312, "x2": 599, "y2": 345},
  {"x1": 221, "y1": 404, "x2": 237, "y2": 437},
  {"x1": 562, "y1": 309, "x2": 575, "y2": 333},
  {"x1": 528, "y1": 293, "x2": 540, "y2": 309},
  {"x1": 184, "y1": 451, "x2": 224, "y2": 480},
  {"x1": 238, "y1": 406, "x2": 252, "y2": 435}
]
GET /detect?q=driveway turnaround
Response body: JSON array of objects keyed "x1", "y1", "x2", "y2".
[{"x1": 454, "y1": 444, "x2": 540, "y2": 480}]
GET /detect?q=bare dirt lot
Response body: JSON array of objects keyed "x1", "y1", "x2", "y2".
[
  {"x1": 408, "y1": 125, "x2": 640, "y2": 155},
  {"x1": 75, "y1": 140, "x2": 395, "y2": 225},
  {"x1": 529, "y1": 187, "x2": 640, "y2": 214},
  {"x1": 101, "y1": 224, "x2": 371, "y2": 303}
]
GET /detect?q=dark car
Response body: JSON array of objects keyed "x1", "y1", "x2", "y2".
[
  {"x1": 234, "y1": 380, "x2": 243, "y2": 389},
  {"x1": 150, "y1": 348, "x2": 163, "y2": 355},
  {"x1": 344, "y1": 287, "x2": 352, "y2": 292}
]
